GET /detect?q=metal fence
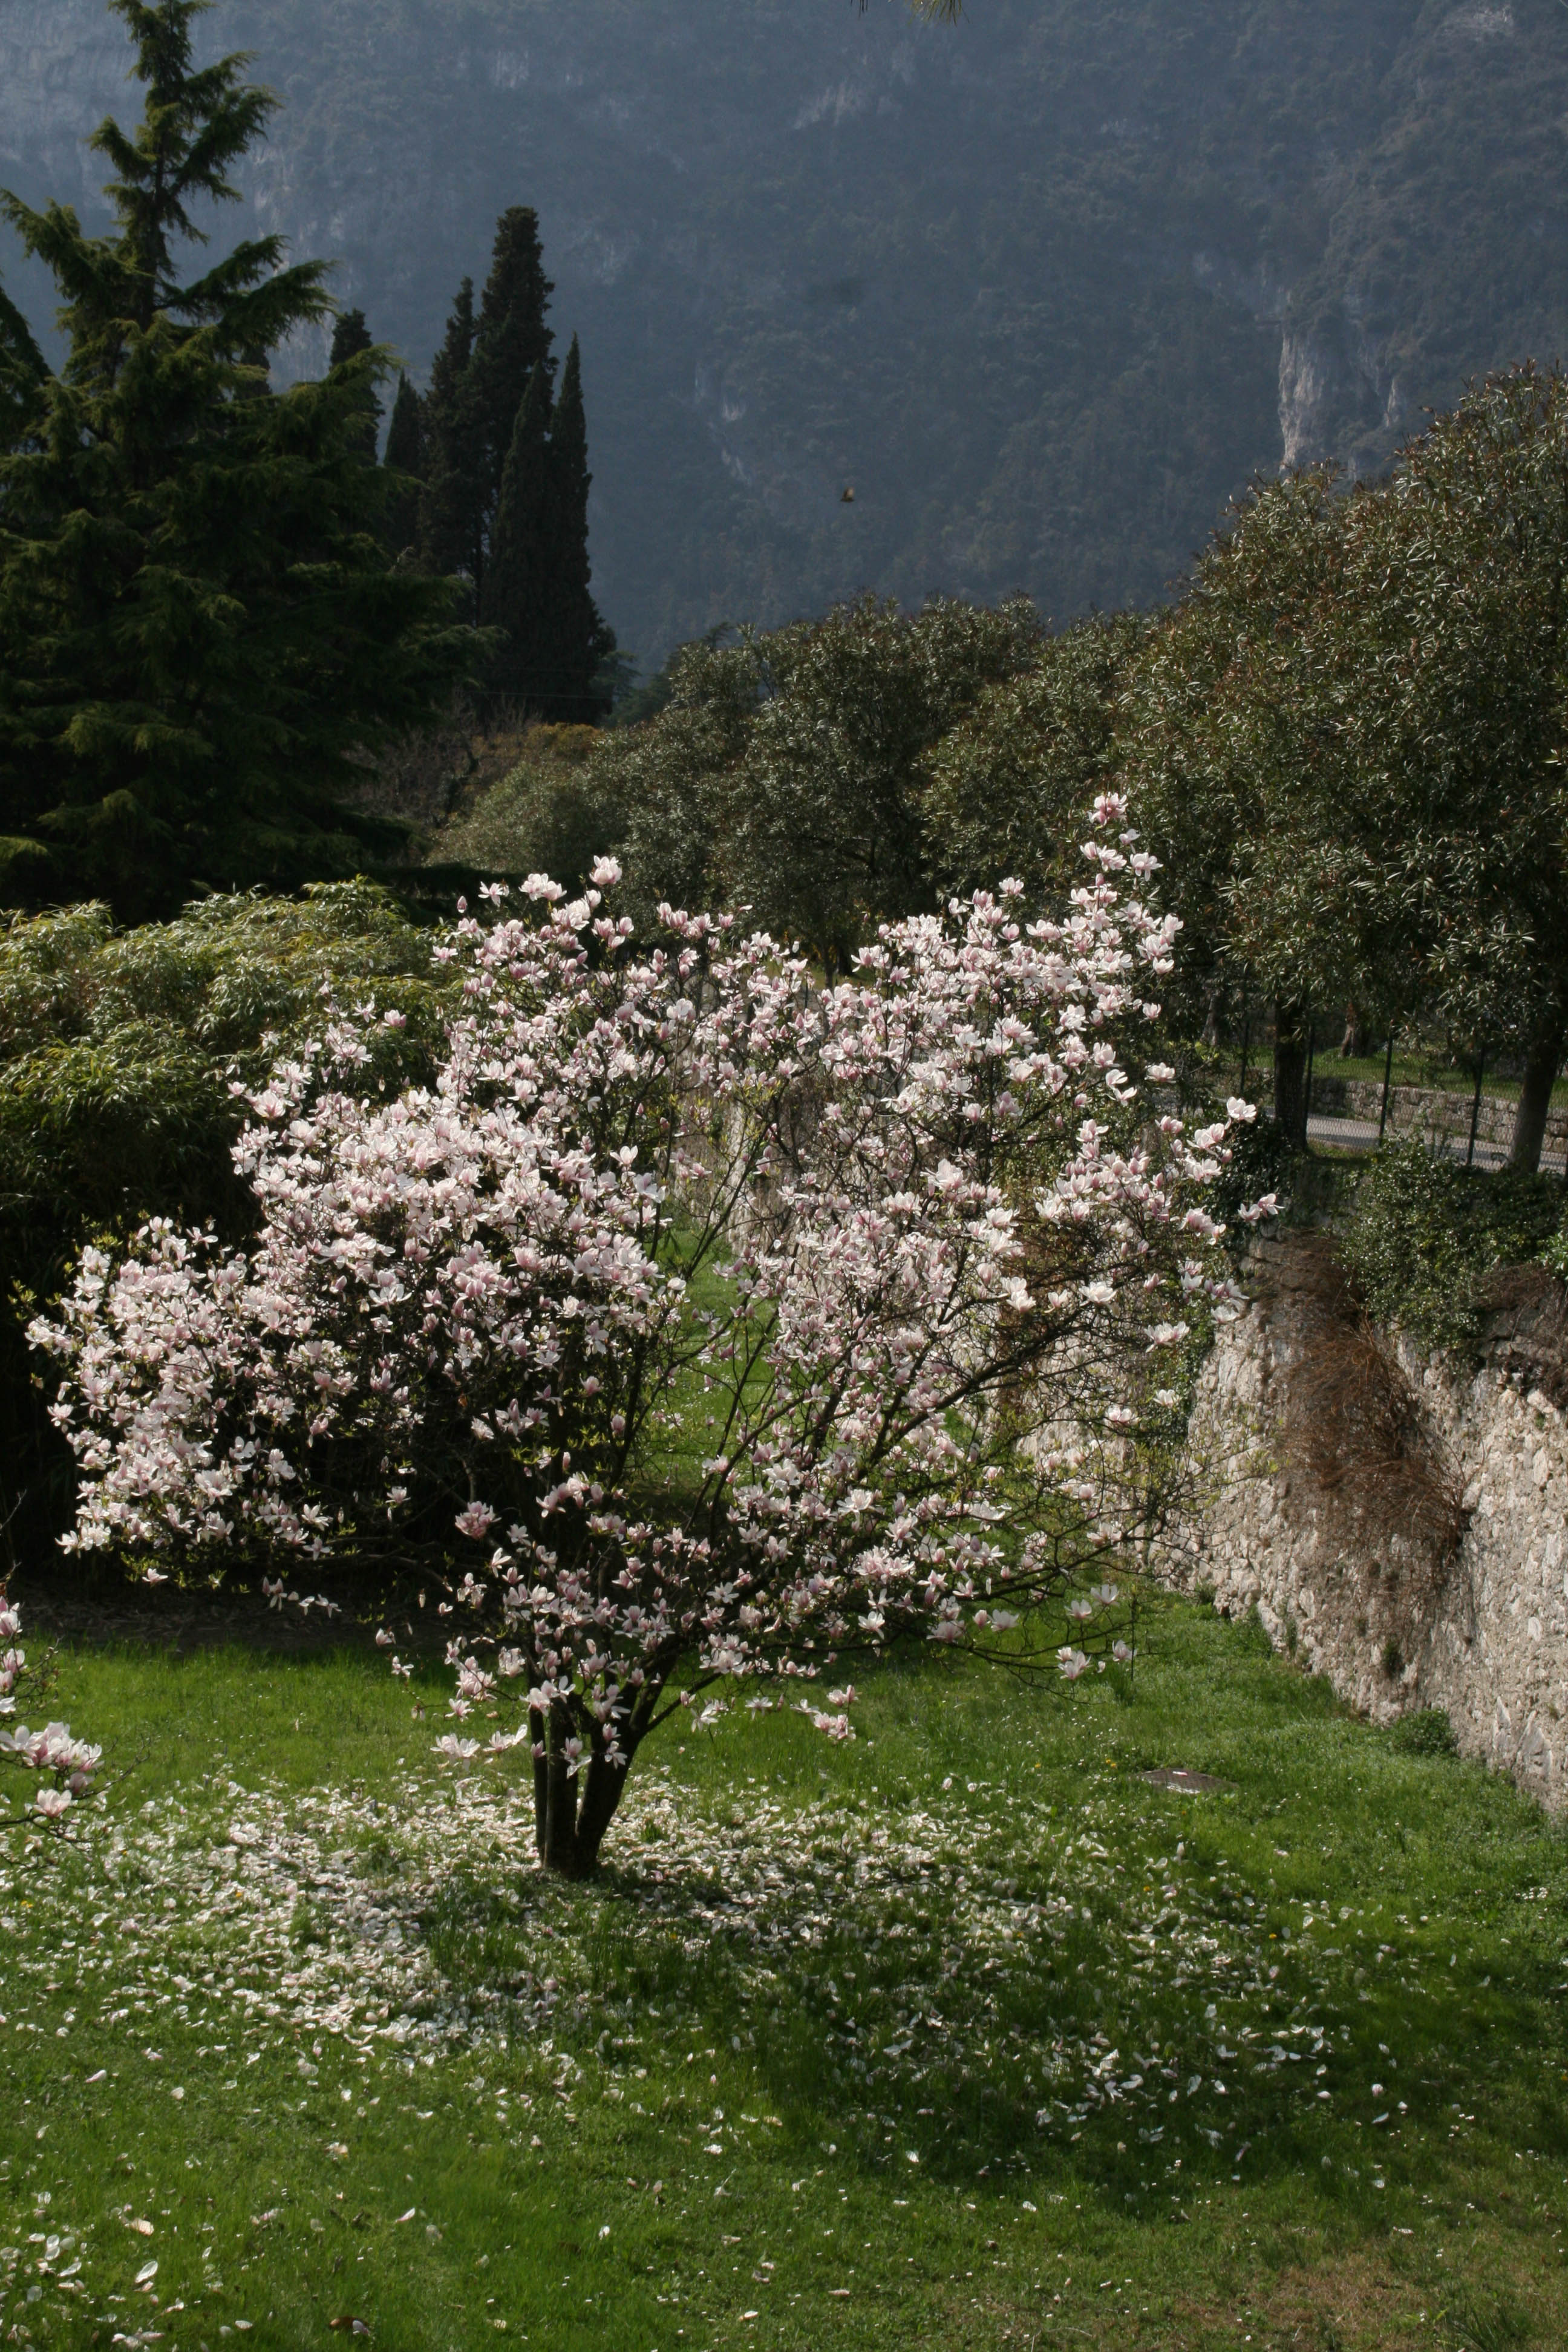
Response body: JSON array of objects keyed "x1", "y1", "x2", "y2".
[{"x1": 1229, "y1": 1021, "x2": 1568, "y2": 1176}]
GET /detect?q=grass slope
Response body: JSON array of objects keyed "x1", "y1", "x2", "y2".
[{"x1": 2, "y1": 1600, "x2": 1566, "y2": 2350}]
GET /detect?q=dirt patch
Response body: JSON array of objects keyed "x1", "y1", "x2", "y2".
[{"x1": 1168, "y1": 2243, "x2": 1567, "y2": 2351}]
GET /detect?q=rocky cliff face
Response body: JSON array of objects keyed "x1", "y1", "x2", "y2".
[
  {"x1": 4, "y1": 1, "x2": 1565, "y2": 667},
  {"x1": 1168, "y1": 1236, "x2": 1568, "y2": 1812}
]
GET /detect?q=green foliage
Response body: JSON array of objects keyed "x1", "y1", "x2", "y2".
[
  {"x1": 416, "y1": 214, "x2": 611, "y2": 721},
  {"x1": 416, "y1": 272, "x2": 482, "y2": 581},
  {"x1": 1337, "y1": 1137, "x2": 1564, "y2": 1354},
  {"x1": 921, "y1": 610, "x2": 1142, "y2": 907},
  {"x1": 328, "y1": 304, "x2": 381, "y2": 460},
  {"x1": 537, "y1": 336, "x2": 616, "y2": 722},
  {"x1": 434, "y1": 725, "x2": 618, "y2": 889},
  {"x1": 1113, "y1": 365, "x2": 1568, "y2": 1160},
  {"x1": 468, "y1": 205, "x2": 555, "y2": 539},
  {"x1": 592, "y1": 595, "x2": 1040, "y2": 969},
  {"x1": 481, "y1": 359, "x2": 552, "y2": 702},
  {"x1": 0, "y1": 883, "x2": 450, "y2": 1554},
  {"x1": 0, "y1": 0, "x2": 480, "y2": 922},
  {"x1": 1391, "y1": 1708, "x2": 1459, "y2": 1759},
  {"x1": 381, "y1": 369, "x2": 426, "y2": 556}
]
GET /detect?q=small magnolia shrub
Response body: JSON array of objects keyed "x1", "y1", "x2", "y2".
[
  {"x1": 0, "y1": 1590, "x2": 100, "y2": 1827},
  {"x1": 38, "y1": 808, "x2": 1259, "y2": 1874}
]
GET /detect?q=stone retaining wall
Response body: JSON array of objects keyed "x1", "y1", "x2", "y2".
[
  {"x1": 1164, "y1": 1236, "x2": 1568, "y2": 1809},
  {"x1": 1318, "y1": 1077, "x2": 1568, "y2": 1153}
]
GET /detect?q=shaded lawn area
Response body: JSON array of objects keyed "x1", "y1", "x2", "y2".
[{"x1": 2, "y1": 1600, "x2": 1566, "y2": 2350}]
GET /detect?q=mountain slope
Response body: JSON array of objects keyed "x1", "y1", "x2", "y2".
[{"x1": 2, "y1": 0, "x2": 1565, "y2": 668}]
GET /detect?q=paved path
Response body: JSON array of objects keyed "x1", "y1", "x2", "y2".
[{"x1": 1305, "y1": 1109, "x2": 1555, "y2": 1174}]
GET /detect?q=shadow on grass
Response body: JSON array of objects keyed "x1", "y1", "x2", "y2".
[{"x1": 419, "y1": 1636, "x2": 1568, "y2": 2221}]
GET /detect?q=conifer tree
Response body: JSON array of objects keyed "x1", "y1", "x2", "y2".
[
  {"x1": 381, "y1": 370, "x2": 425, "y2": 558},
  {"x1": 416, "y1": 276, "x2": 483, "y2": 587},
  {"x1": 0, "y1": 0, "x2": 479, "y2": 920},
  {"x1": 0, "y1": 279, "x2": 46, "y2": 452},
  {"x1": 328, "y1": 304, "x2": 381, "y2": 460},
  {"x1": 471, "y1": 207, "x2": 555, "y2": 526},
  {"x1": 481, "y1": 359, "x2": 553, "y2": 711},
  {"x1": 541, "y1": 336, "x2": 615, "y2": 720}
]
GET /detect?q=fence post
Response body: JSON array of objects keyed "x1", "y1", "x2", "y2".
[
  {"x1": 1466, "y1": 1043, "x2": 1486, "y2": 1169},
  {"x1": 1377, "y1": 1027, "x2": 1395, "y2": 1144}
]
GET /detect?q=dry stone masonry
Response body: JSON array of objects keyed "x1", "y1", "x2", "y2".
[{"x1": 1165, "y1": 1235, "x2": 1568, "y2": 1809}]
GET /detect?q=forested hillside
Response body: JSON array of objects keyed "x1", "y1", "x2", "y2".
[{"x1": 3, "y1": 0, "x2": 1566, "y2": 668}]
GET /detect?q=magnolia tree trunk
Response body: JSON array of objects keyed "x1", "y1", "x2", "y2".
[
  {"x1": 1273, "y1": 999, "x2": 1310, "y2": 1148},
  {"x1": 1509, "y1": 1021, "x2": 1566, "y2": 1174},
  {"x1": 532, "y1": 1724, "x2": 632, "y2": 1878}
]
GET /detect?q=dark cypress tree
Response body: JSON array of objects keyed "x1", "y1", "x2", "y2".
[
  {"x1": 481, "y1": 359, "x2": 553, "y2": 713},
  {"x1": 381, "y1": 371, "x2": 425, "y2": 558},
  {"x1": 540, "y1": 336, "x2": 615, "y2": 721},
  {"x1": 416, "y1": 276, "x2": 484, "y2": 587},
  {"x1": 0, "y1": 0, "x2": 480, "y2": 921},
  {"x1": 327, "y1": 304, "x2": 381, "y2": 460},
  {"x1": 471, "y1": 207, "x2": 555, "y2": 529}
]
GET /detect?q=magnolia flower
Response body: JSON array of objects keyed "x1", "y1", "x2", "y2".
[
  {"x1": 34, "y1": 844, "x2": 1236, "y2": 1873},
  {"x1": 34, "y1": 1785, "x2": 71, "y2": 1819},
  {"x1": 433, "y1": 1734, "x2": 480, "y2": 1761},
  {"x1": 1057, "y1": 1647, "x2": 1090, "y2": 1680}
]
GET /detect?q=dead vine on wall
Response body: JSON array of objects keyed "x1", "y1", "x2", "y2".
[{"x1": 1276, "y1": 1238, "x2": 1466, "y2": 1571}]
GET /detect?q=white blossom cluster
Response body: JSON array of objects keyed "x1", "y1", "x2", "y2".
[
  {"x1": 0, "y1": 1592, "x2": 100, "y2": 1826},
  {"x1": 36, "y1": 812, "x2": 1262, "y2": 1870}
]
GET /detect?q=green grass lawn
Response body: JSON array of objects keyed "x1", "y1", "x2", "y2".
[{"x1": 3, "y1": 1599, "x2": 1567, "y2": 2351}]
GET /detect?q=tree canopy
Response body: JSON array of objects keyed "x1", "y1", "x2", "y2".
[{"x1": 0, "y1": 0, "x2": 480, "y2": 921}]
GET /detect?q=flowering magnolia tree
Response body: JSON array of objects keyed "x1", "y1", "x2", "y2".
[
  {"x1": 37, "y1": 806, "x2": 1261, "y2": 1875},
  {"x1": 0, "y1": 1590, "x2": 101, "y2": 1829}
]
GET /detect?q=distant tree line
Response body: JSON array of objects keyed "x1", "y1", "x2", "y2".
[
  {"x1": 505, "y1": 363, "x2": 1568, "y2": 1174},
  {"x1": 0, "y1": 0, "x2": 612, "y2": 923}
]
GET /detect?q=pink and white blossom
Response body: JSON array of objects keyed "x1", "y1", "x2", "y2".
[{"x1": 35, "y1": 829, "x2": 1253, "y2": 1874}]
